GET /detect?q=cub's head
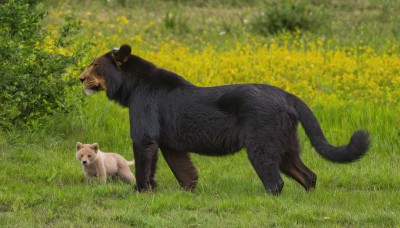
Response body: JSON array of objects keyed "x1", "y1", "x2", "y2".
[
  {"x1": 79, "y1": 44, "x2": 132, "y2": 96},
  {"x1": 76, "y1": 142, "x2": 100, "y2": 166}
]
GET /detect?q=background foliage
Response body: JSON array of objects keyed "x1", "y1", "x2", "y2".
[
  {"x1": 251, "y1": 0, "x2": 328, "y2": 35},
  {"x1": 0, "y1": 0, "x2": 84, "y2": 129}
]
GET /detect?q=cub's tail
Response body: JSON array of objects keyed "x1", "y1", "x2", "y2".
[
  {"x1": 127, "y1": 160, "x2": 135, "y2": 166},
  {"x1": 288, "y1": 94, "x2": 370, "y2": 163}
]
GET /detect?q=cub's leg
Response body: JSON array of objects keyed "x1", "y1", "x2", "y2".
[
  {"x1": 133, "y1": 142, "x2": 158, "y2": 191},
  {"x1": 161, "y1": 147, "x2": 198, "y2": 191},
  {"x1": 246, "y1": 141, "x2": 285, "y2": 195},
  {"x1": 97, "y1": 164, "x2": 107, "y2": 184},
  {"x1": 280, "y1": 130, "x2": 317, "y2": 191},
  {"x1": 83, "y1": 169, "x2": 93, "y2": 183},
  {"x1": 118, "y1": 166, "x2": 135, "y2": 183}
]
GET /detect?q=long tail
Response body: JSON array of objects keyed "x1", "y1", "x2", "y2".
[
  {"x1": 288, "y1": 94, "x2": 370, "y2": 163},
  {"x1": 127, "y1": 160, "x2": 135, "y2": 166}
]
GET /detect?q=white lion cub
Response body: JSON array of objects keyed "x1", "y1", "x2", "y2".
[{"x1": 76, "y1": 142, "x2": 135, "y2": 183}]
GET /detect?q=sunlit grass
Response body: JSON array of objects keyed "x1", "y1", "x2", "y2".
[{"x1": 1, "y1": 91, "x2": 398, "y2": 226}]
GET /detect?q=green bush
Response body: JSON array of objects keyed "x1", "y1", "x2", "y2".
[
  {"x1": 251, "y1": 0, "x2": 328, "y2": 36},
  {"x1": 163, "y1": 9, "x2": 191, "y2": 34},
  {"x1": 0, "y1": 0, "x2": 84, "y2": 129}
]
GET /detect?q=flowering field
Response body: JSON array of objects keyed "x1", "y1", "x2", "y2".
[
  {"x1": 59, "y1": 4, "x2": 400, "y2": 108},
  {"x1": 124, "y1": 38, "x2": 400, "y2": 107}
]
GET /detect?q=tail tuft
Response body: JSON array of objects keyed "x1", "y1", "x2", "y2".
[
  {"x1": 316, "y1": 130, "x2": 370, "y2": 163},
  {"x1": 344, "y1": 130, "x2": 370, "y2": 162},
  {"x1": 289, "y1": 93, "x2": 370, "y2": 163}
]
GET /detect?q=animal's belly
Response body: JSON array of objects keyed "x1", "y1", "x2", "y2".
[
  {"x1": 161, "y1": 130, "x2": 243, "y2": 156},
  {"x1": 190, "y1": 144, "x2": 242, "y2": 156},
  {"x1": 161, "y1": 105, "x2": 244, "y2": 154}
]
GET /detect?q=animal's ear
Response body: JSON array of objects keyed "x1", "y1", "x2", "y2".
[
  {"x1": 112, "y1": 44, "x2": 132, "y2": 66},
  {"x1": 76, "y1": 142, "x2": 84, "y2": 150},
  {"x1": 91, "y1": 143, "x2": 99, "y2": 152}
]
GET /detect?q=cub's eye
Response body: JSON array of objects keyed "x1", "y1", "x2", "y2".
[
  {"x1": 88, "y1": 155, "x2": 91, "y2": 158},
  {"x1": 80, "y1": 155, "x2": 83, "y2": 158}
]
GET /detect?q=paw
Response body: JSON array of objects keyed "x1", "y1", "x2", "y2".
[
  {"x1": 149, "y1": 179, "x2": 157, "y2": 190},
  {"x1": 180, "y1": 180, "x2": 198, "y2": 191},
  {"x1": 133, "y1": 180, "x2": 156, "y2": 192},
  {"x1": 133, "y1": 183, "x2": 150, "y2": 192},
  {"x1": 267, "y1": 180, "x2": 284, "y2": 196}
]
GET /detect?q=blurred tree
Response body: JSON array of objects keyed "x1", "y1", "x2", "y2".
[{"x1": 0, "y1": 0, "x2": 84, "y2": 129}]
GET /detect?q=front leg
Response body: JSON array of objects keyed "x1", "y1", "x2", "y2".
[
  {"x1": 149, "y1": 150, "x2": 158, "y2": 190},
  {"x1": 129, "y1": 97, "x2": 160, "y2": 192},
  {"x1": 133, "y1": 139, "x2": 159, "y2": 192},
  {"x1": 97, "y1": 164, "x2": 107, "y2": 184},
  {"x1": 83, "y1": 169, "x2": 93, "y2": 183}
]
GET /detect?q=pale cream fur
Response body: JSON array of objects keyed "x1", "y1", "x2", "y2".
[{"x1": 76, "y1": 142, "x2": 135, "y2": 183}]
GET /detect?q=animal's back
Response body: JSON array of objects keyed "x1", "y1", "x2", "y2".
[
  {"x1": 102, "y1": 152, "x2": 120, "y2": 174},
  {"x1": 158, "y1": 83, "x2": 292, "y2": 155}
]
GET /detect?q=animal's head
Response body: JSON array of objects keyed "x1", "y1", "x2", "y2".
[
  {"x1": 76, "y1": 142, "x2": 100, "y2": 166},
  {"x1": 79, "y1": 44, "x2": 132, "y2": 96}
]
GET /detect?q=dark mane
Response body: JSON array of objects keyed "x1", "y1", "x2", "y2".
[
  {"x1": 144, "y1": 68, "x2": 193, "y2": 90},
  {"x1": 105, "y1": 53, "x2": 192, "y2": 106}
]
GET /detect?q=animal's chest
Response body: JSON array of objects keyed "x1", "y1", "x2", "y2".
[{"x1": 84, "y1": 167, "x2": 99, "y2": 177}]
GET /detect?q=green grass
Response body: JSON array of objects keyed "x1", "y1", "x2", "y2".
[
  {"x1": 1, "y1": 94, "x2": 399, "y2": 226},
  {"x1": 47, "y1": 0, "x2": 400, "y2": 51}
]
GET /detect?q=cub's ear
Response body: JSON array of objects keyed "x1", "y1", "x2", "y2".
[
  {"x1": 76, "y1": 142, "x2": 83, "y2": 150},
  {"x1": 91, "y1": 143, "x2": 99, "y2": 152},
  {"x1": 112, "y1": 44, "x2": 132, "y2": 66}
]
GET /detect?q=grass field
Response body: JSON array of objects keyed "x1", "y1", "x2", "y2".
[
  {"x1": 1, "y1": 0, "x2": 400, "y2": 226},
  {"x1": 1, "y1": 99, "x2": 399, "y2": 226}
]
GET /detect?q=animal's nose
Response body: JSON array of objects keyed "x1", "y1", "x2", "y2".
[{"x1": 82, "y1": 161, "x2": 87, "y2": 164}]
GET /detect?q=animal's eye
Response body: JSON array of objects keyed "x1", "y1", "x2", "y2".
[
  {"x1": 81, "y1": 155, "x2": 83, "y2": 157},
  {"x1": 88, "y1": 155, "x2": 91, "y2": 158}
]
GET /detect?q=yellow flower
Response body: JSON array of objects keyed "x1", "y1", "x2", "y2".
[
  {"x1": 117, "y1": 16, "x2": 129, "y2": 25},
  {"x1": 81, "y1": 29, "x2": 399, "y2": 106}
]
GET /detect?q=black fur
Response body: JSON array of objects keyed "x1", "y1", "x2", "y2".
[{"x1": 83, "y1": 45, "x2": 370, "y2": 195}]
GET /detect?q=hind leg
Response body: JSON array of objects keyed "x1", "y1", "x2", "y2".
[
  {"x1": 247, "y1": 141, "x2": 285, "y2": 195},
  {"x1": 118, "y1": 165, "x2": 135, "y2": 183},
  {"x1": 280, "y1": 131, "x2": 317, "y2": 191},
  {"x1": 161, "y1": 147, "x2": 198, "y2": 191}
]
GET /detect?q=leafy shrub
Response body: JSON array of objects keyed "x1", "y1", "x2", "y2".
[
  {"x1": 163, "y1": 9, "x2": 191, "y2": 34},
  {"x1": 251, "y1": 0, "x2": 328, "y2": 36},
  {"x1": 0, "y1": 0, "x2": 84, "y2": 129},
  {"x1": 165, "y1": 0, "x2": 258, "y2": 7}
]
